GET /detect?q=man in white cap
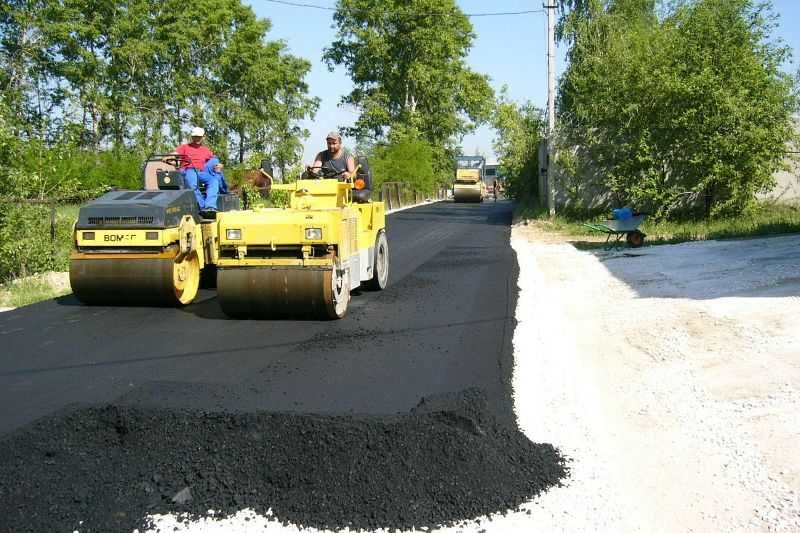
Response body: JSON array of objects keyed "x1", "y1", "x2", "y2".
[
  {"x1": 308, "y1": 131, "x2": 355, "y2": 179},
  {"x1": 174, "y1": 127, "x2": 223, "y2": 212}
]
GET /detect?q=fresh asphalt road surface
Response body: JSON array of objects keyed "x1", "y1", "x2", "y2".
[{"x1": 0, "y1": 200, "x2": 518, "y2": 438}]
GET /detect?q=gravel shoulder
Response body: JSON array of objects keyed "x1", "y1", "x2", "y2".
[{"x1": 510, "y1": 226, "x2": 800, "y2": 532}]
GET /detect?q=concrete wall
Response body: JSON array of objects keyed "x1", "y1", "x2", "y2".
[{"x1": 759, "y1": 154, "x2": 800, "y2": 204}]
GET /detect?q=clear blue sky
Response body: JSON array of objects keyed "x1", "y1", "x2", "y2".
[{"x1": 246, "y1": 0, "x2": 800, "y2": 163}]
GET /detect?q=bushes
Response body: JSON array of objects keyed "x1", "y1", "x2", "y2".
[
  {"x1": 557, "y1": 0, "x2": 798, "y2": 219},
  {"x1": 2, "y1": 143, "x2": 143, "y2": 203},
  {"x1": 368, "y1": 131, "x2": 443, "y2": 194},
  {"x1": 0, "y1": 203, "x2": 73, "y2": 282}
]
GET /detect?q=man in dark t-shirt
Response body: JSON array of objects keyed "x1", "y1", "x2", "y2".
[{"x1": 308, "y1": 131, "x2": 355, "y2": 179}]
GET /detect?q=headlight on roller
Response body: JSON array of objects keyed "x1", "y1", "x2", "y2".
[
  {"x1": 226, "y1": 229, "x2": 242, "y2": 240},
  {"x1": 305, "y1": 228, "x2": 322, "y2": 240}
]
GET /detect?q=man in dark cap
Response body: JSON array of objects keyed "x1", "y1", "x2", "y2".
[{"x1": 308, "y1": 131, "x2": 355, "y2": 179}]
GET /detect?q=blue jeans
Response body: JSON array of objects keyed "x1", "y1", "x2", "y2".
[
  {"x1": 182, "y1": 168, "x2": 220, "y2": 209},
  {"x1": 181, "y1": 168, "x2": 204, "y2": 208}
]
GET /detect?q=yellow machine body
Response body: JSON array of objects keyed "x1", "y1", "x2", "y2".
[
  {"x1": 214, "y1": 178, "x2": 388, "y2": 319},
  {"x1": 453, "y1": 156, "x2": 486, "y2": 203},
  {"x1": 70, "y1": 214, "x2": 208, "y2": 306}
]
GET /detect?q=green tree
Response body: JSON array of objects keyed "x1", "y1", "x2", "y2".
[
  {"x1": 0, "y1": 0, "x2": 317, "y2": 172},
  {"x1": 368, "y1": 127, "x2": 441, "y2": 194},
  {"x1": 558, "y1": 0, "x2": 798, "y2": 218},
  {"x1": 323, "y1": 0, "x2": 494, "y2": 148},
  {"x1": 214, "y1": 21, "x2": 319, "y2": 169},
  {"x1": 492, "y1": 88, "x2": 546, "y2": 201}
]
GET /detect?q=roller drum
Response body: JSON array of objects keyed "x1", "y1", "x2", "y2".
[
  {"x1": 453, "y1": 187, "x2": 483, "y2": 203},
  {"x1": 217, "y1": 266, "x2": 349, "y2": 319},
  {"x1": 70, "y1": 252, "x2": 200, "y2": 306}
]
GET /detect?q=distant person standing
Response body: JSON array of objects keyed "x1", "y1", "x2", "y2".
[{"x1": 174, "y1": 127, "x2": 222, "y2": 212}]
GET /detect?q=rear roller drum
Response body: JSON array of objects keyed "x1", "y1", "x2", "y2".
[{"x1": 70, "y1": 250, "x2": 201, "y2": 307}]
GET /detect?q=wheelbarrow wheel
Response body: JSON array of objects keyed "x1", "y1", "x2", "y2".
[{"x1": 626, "y1": 230, "x2": 645, "y2": 248}]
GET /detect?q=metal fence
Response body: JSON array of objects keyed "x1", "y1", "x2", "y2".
[{"x1": 375, "y1": 182, "x2": 449, "y2": 211}]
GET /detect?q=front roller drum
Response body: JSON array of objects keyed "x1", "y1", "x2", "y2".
[
  {"x1": 453, "y1": 188, "x2": 482, "y2": 203},
  {"x1": 69, "y1": 251, "x2": 201, "y2": 306},
  {"x1": 217, "y1": 265, "x2": 350, "y2": 319}
]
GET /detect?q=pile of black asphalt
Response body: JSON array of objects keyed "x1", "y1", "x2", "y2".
[{"x1": 0, "y1": 388, "x2": 568, "y2": 533}]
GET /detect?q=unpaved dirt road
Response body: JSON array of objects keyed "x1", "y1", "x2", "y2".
[{"x1": 509, "y1": 227, "x2": 800, "y2": 533}]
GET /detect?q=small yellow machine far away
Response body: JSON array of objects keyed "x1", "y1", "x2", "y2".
[
  {"x1": 452, "y1": 155, "x2": 486, "y2": 203},
  {"x1": 69, "y1": 156, "x2": 388, "y2": 319}
]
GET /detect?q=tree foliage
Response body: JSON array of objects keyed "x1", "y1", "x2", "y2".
[
  {"x1": 368, "y1": 128, "x2": 442, "y2": 194},
  {"x1": 324, "y1": 0, "x2": 494, "y2": 151},
  {"x1": 557, "y1": 0, "x2": 798, "y2": 218},
  {"x1": 491, "y1": 88, "x2": 546, "y2": 201},
  {"x1": 0, "y1": 0, "x2": 318, "y2": 168}
]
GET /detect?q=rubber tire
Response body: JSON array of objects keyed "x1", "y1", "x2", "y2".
[
  {"x1": 325, "y1": 264, "x2": 350, "y2": 319},
  {"x1": 626, "y1": 230, "x2": 645, "y2": 248},
  {"x1": 366, "y1": 230, "x2": 389, "y2": 290}
]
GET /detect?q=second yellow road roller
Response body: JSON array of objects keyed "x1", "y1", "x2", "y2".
[{"x1": 214, "y1": 162, "x2": 388, "y2": 319}]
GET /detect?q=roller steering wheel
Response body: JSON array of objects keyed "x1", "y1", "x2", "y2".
[{"x1": 307, "y1": 166, "x2": 347, "y2": 180}]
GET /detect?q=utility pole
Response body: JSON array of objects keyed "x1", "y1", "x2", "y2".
[{"x1": 545, "y1": 2, "x2": 556, "y2": 215}]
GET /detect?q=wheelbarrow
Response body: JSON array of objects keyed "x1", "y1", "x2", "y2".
[{"x1": 583, "y1": 215, "x2": 646, "y2": 250}]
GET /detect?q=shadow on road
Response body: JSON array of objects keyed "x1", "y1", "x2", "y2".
[{"x1": 570, "y1": 233, "x2": 800, "y2": 299}]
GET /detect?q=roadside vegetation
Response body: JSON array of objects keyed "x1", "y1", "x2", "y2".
[
  {"x1": 325, "y1": 0, "x2": 495, "y2": 191},
  {"x1": 519, "y1": 203, "x2": 800, "y2": 246},
  {"x1": 0, "y1": 0, "x2": 320, "y2": 304},
  {"x1": 498, "y1": 0, "x2": 799, "y2": 234}
]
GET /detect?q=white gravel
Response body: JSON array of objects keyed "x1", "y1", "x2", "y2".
[
  {"x1": 146, "y1": 229, "x2": 800, "y2": 533},
  {"x1": 505, "y1": 228, "x2": 800, "y2": 533}
]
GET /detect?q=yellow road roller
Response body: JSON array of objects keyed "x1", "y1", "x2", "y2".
[
  {"x1": 214, "y1": 162, "x2": 389, "y2": 319},
  {"x1": 453, "y1": 155, "x2": 486, "y2": 203},
  {"x1": 69, "y1": 154, "x2": 239, "y2": 306}
]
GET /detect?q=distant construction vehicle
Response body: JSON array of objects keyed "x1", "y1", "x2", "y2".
[
  {"x1": 452, "y1": 155, "x2": 486, "y2": 203},
  {"x1": 69, "y1": 156, "x2": 388, "y2": 319}
]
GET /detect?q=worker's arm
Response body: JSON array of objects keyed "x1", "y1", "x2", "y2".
[
  {"x1": 307, "y1": 153, "x2": 323, "y2": 176},
  {"x1": 342, "y1": 154, "x2": 356, "y2": 179}
]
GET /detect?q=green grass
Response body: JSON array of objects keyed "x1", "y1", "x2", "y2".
[
  {"x1": 0, "y1": 275, "x2": 71, "y2": 308},
  {"x1": 517, "y1": 202, "x2": 800, "y2": 245}
]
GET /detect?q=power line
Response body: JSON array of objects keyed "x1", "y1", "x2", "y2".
[{"x1": 263, "y1": 0, "x2": 544, "y2": 17}]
